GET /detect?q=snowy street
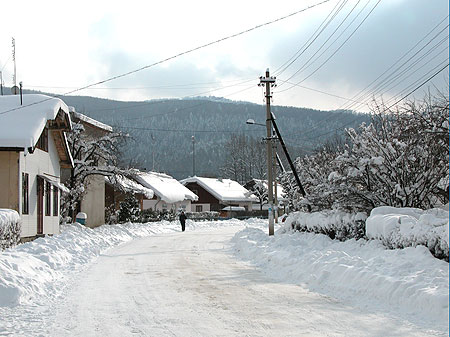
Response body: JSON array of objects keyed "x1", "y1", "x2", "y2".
[
  {"x1": 51, "y1": 226, "x2": 442, "y2": 337},
  {"x1": 0, "y1": 219, "x2": 448, "y2": 336}
]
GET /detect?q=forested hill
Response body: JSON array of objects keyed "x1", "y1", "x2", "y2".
[{"x1": 19, "y1": 90, "x2": 370, "y2": 179}]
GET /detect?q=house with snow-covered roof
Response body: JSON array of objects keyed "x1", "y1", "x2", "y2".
[
  {"x1": 133, "y1": 171, "x2": 198, "y2": 212},
  {"x1": 180, "y1": 176, "x2": 257, "y2": 212},
  {"x1": 0, "y1": 94, "x2": 73, "y2": 240}
]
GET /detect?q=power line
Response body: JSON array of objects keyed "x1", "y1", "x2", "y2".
[
  {"x1": 279, "y1": 0, "x2": 367, "y2": 86},
  {"x1": 339, "y1": 16, "x2": 449, "y2": 111},
  {"x1": 274, "y1": 0, "x2": 349, "y2": 77},
  {"x1": 278, "y1": 0, "x2": 381, "y2": 94},
  {"x1": 0, "y1": 0, "x2": 330, "y2": 116}
]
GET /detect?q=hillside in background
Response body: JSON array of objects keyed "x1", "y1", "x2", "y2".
[{"x1": 4, "y1": 89, "x2": 370, "y2": 179}]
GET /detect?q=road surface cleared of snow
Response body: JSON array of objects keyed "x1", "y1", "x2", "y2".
[{"x1": 48, "y1": 226, "x2": 441, "y2": 337}]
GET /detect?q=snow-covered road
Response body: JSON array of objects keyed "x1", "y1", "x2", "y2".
[{"x1": 48, "y1": 226, "x2": 439, "y2": 337}]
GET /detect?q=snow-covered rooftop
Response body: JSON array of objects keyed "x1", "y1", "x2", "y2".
[
  {"x1": 72, "y1": 111, "x2": 113, "y2": 132},
  {"x1": 0, "y1": 94, "x2": 70, "y2": 149},
  {"x1": 181, "y1": 176, "x2": 257, "y2": 203},
  {"x1": 110, "y1": 175, "x2": 154, "y2": 199},
  {"x1": 134, "y1": 171, "x2": 198, "y2": 204}
]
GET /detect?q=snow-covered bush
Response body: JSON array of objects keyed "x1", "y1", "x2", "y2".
[
  {"x1": 186, "y1": 211, "x2": 220, "y2": 220},
  {"x1": 366, "y1": 206, "x2": 449, "y2": 261},
  {"x1": 283, "y1": 210, "x2": 367, "y2": 241},
  {"x1": 0, "y1": 209, "x2": 21, "y2": 250}
]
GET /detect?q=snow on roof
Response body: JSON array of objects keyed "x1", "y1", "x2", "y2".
[
  {"x1": 72, "y1": 111, "x2": 113, "y2": 132},
  {"x1": 181, "y1": 176, "x2": 257, "y2": 202},
  {"x1": 134, "y1": 171, "x2": 198, "y2": 204},
  {"x1": 111, "y1": 175, "x2": 154, "y2": 199},
  {"x1": 0, "y1": 94, "x2": 70, "y2": 149}
]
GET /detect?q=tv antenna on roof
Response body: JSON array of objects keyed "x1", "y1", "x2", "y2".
[{"x1": 11, "y1": 37, "x2": 19, "y2": 95}]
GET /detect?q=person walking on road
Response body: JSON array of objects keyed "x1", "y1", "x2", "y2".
[{"x1": 179, "y1": 211, "x2": 187, "y2": 232}]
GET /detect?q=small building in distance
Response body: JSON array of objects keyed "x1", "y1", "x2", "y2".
[
  {"x1": 134, "y1": 171, "x2": 198, "y2": 212},
  {"x1": 180, "y1": 176, "x2": 257, "y2": 213}
]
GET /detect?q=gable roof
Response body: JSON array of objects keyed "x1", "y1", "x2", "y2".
[
  {"x1": 180, "y1": 176, "x2": 257, "y2": 203},
  {"x1": 133, "y1": 171, "x2": 198, "y2": 204},
  {"x1": 0, "y1": 94, "x2": 71, "y2": 150}
]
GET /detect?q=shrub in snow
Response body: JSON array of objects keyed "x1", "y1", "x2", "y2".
[
  {"x1": 185, "y1": 211, "x2": 220, "y2": 220},
  {"x1": 283, "y1": 210, "x2": 367, "y2": 241},
  {"x1": 0, "y1": 209, "x2": 21, "y2": 250},
  {"x1": 118, "y1": 195, "x2": 141, "y2": 223},
  {"x1": 366, "y1": 206, "x2": 449, "y2": 261}
]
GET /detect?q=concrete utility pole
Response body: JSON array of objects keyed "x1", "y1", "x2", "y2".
[
  {"x1": 192, "y1": 135, "x2": 196, "y2": 176},
  {"x1": 259, "y1": 69, "x2": 276, "y2": 235}
]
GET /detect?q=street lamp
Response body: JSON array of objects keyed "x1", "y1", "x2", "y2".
[{"x1": 246, "y1": 118, "x2": 265, "y2": 127}]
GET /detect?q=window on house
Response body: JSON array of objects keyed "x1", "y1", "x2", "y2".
[
  {"x1": 196, "y1": 205, "x2": 203, "y2": 212},
  {"x1": 45, "y1": 182, "x2": 51, "y2": 216},
  {"x1": 53, "y1": 187, "x2": 59, "y2": 216},
  {"x1": 22, "y1": 173, "x2": 29, "y2": 215},
  {"x1": 36, "y1": 128, "x2": 48, "y2": 152}
]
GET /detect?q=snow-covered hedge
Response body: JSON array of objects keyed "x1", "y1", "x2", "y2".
[
  {"x1": 283, "y1": 210, "x2": 367, "y2": 241},
  {"x1": 366, "y1": 206, "x2": 449, "y2": 261},
  {"x1": 0, "y1": 209, "x2": 21, "y2": 250}
]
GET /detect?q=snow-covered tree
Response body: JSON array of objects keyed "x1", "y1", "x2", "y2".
[
  {"x1": 61, "y1": 122, "x2": 126, "y2": 222},
  {"x1": 221, "y1": 134, "x2": 266, "y2": 184},
  {"x1": 245, "y1": 179, "x2": 269, "y2": 210},
  {"x1": 283, "y1": 93, "x2": 449, "y2": 213}
]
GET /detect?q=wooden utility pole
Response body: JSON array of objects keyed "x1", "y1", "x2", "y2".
[{"x1": 259, "y1": 69, "x2": 276, "y2": 235}]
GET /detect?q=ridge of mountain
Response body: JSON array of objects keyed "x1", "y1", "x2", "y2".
[{"x1": 3, "y1": 89, "x2": 369, "y2": 179}]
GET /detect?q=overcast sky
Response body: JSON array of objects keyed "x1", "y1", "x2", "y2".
[{"x1": 0, "y1": 0, "x2": 448, "y2": 112}]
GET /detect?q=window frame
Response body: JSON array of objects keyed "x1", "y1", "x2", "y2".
[
  {"x1": 45, "y1": 181, "x2": 51, "y2": 216},
  {"x1": 53, "y1": 187, "x2": 59, "y2": 216},
  {"x1": 22, "y1": 173, "x2": 29, "y2": 215}
]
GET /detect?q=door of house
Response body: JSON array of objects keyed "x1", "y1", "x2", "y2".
[{"x1": 37, "y1": 176, "x2": 44, "y2": 235}]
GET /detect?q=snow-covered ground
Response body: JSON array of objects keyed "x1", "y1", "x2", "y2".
[{"x1": 0, "y1": 218, "x2": 448, "y2": 336}]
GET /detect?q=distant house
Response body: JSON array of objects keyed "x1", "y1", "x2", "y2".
[
  {"x1": 134, "y1": 171, "x2": 198, "y2": 212},
  {"x1": 62, "y1": 110, "x2": 113, "y2": 228},
  {"x1": 180, "y1": 176, "x2": 257, "y2": 212},
  {"x1": 0, "y1": 94, "x2": 73, "y2": 240},
  {"x1": 244, "y1": 178, "x2": 286, "y2": 211}
]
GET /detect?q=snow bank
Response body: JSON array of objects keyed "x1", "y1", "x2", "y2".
[
  {"x1": 0, "y1": 218, "x2": 249, "y2": 307},
  {"x1": 0, "y1": 209, "x2": 21, "y2": 250},
  {"x1": 232, "y1": 227, "x2": 449, "y2": 331},
  {"x1": 366, "y1": 206, "x2": 449, "y2": 260},
  {"x1": 283, "y1": 210, "x2": 367, "y2": 241}
]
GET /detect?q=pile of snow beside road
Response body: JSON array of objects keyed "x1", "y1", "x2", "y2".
[
  {"x1": 0, "y1": 219, "x2": 247, "y2": 307},
  {"x1": 366, "y1": 206, "x2": 449, "y2": 259},
  {"x1": 231, "y1": 225, "x2": 449, "y2": 331}
]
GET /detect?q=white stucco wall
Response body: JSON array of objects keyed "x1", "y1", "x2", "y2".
[
  {"x1": 143, "y1": 198, "x2": 192, "y2": 212},
  {"x1": 19, "y1": 134, "x2": 61, "y2": 238}
]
